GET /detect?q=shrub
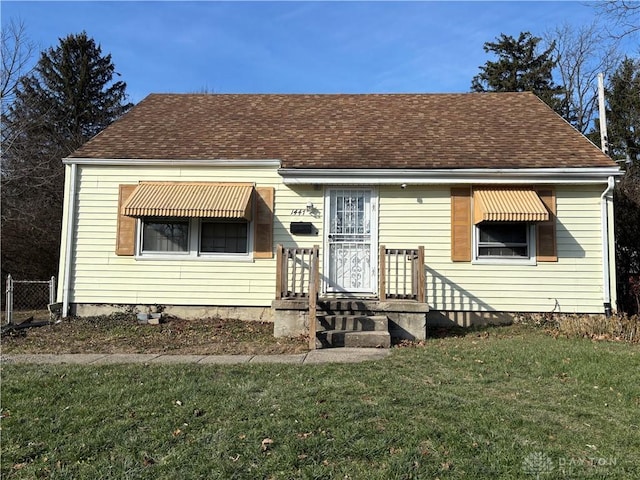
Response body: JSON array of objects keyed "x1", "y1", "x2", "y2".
[{"x1": 553, "y1": 314, "x2": 639, "y2": 343}]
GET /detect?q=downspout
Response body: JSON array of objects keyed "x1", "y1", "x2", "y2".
[
  {"x1": 62, "y1": 162, "x2": 78, "y2": 318},
  {"x1": 601, "y1": 176, "x2": 615, "y2": 316},
  {"x1": 598, "y1": 73, "x2": 614, "y2": 316}
]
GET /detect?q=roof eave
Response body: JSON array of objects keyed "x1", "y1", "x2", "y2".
[
  {"x1": 61, "y1": 158, "x2": 621, "y2": 185},
  {"x1": 278, "y1": 167, "x2": 622, "y2": 185},
  {"x1": 62, "y1": 158, "x2": 282, "y2": 168}
]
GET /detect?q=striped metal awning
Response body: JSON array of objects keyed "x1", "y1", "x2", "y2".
[
  {"x1": 473, "y1": 188, "x2": 549, "y2": 224},
  {"x1": 122, "y1": 182, "x2": 254, "y2": 220}
]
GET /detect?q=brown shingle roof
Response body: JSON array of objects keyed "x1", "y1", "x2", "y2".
[{"x1": 70, "y1": 92, "x2": 616, "y2": 169}]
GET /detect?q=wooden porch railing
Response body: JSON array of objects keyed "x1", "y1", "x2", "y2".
[
  {"x1": 378, "y1": 245, "x2": 425, "y2": 302},
  {"x1": 275, "y1": 245, "x2": 319, "y2": 299},
  {"x1": 276, "y1": 244, "x2": 424, "y2": 347},
  {"x1": 276, "y1": 244, "x2": 319, "y2": 349}
]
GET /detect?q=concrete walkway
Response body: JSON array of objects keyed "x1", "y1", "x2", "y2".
[{"x1": 1, "y1": 348, "x2": 391, "y2": 366}]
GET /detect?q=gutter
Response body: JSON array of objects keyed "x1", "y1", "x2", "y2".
[
  {"x1": 600, "y1": 176, "x2": 615, "y2": 316},
  {"x1": 62, "y1": 163, "x2": 78, "y2": 318},
  {"x1": 63, "y1": 158, "x2": 282, "y2": 168},
  {"x1": 278, "y1": 167, "x2": 622, "y2": 185}
]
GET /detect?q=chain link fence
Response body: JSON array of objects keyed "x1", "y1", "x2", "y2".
[{"x1": 4, "y1": 275, "x2": 56, "y2": 325}]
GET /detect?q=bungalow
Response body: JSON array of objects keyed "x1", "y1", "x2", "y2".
[{"x1": 57, "y1": 92, "x2": 620, "y2": 345}]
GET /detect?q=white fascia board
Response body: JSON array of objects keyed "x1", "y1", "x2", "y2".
[
  {"x1": 279, "y1": 167, "x2": 622, "y2": 185},
  {"x1": 62, "y1": 158, "x2": 282, "y2": 168}
]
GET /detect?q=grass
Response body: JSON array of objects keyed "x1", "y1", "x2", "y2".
[{"x1": 2, "y1": 325, "x2": 639, "y2": 479}]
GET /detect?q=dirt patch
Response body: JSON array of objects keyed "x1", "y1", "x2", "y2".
[{"x1": 1, "y1": 313, "x2": 309, "y2": 355}]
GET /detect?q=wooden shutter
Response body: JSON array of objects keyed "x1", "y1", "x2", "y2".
[
  {"x1": 116, "y1": 184, "x2": 137, "y2": 256},
  {"x1": 536, "y1": 187, "x2": 557, "y2": 262},
  {"x1": 451, "y1": 187, "x2": 472, "y2": 262},
  {"x1": 253, "y1": 187, "x2": 275, "y2": 259}
]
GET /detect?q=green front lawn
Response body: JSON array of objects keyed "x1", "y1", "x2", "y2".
[{"x1": 2, "y1": 326, "x2": 639, "y2": 479}]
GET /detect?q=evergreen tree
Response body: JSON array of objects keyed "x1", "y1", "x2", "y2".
[
  {"x1": 596, "y1": 57, "x2": 640, "y2": 314},
  {"x1": 471, "y1": 32, "x2": 564, "y2": 113},
  {"x1": 606, "y1": 57, "x2": 640, "y2": 164},
  {"x1": 614, "y1": 163, "x2": 640, "y2": 314},
  {"x1": 1, "y1": 32, "x2": 132, "y2": 279}
]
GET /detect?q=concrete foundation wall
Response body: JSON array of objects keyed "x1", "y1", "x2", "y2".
[
  {"x1": 72, "y1": 302, "x2": 540, "y2": 333},
  {"x1": 72, "y1": 304, "x2": 273, "y2": 322},
  {"x1": 427, "y1": 310, "x2": 515, "y2": 328}
]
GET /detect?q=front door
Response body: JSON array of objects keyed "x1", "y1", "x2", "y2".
[{"x1": 324, "y1": 188, "x2": 377, "y2": 293}]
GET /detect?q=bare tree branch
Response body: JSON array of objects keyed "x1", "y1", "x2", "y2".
[
  {"x1": 596, "y1": 0, "x2": 640, "y2": 40},
  {"x1": 546, "y1": 22, "x2": 622, "y2": 134},
  {"x1": 0, "y1": 19, "x2": 37, "y2": 107}
]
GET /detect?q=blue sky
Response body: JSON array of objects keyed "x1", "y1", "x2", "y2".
[{"x1": 2, "y1": 1, "x2": 637, "y2": 103}]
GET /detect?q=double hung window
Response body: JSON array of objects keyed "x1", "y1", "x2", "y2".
[
  {"x1": 476, "y1": 222, "x2": 530, "y2": 259},
  {"x1": 139, "y1": 218, "x2": 250, "y2": 257}
]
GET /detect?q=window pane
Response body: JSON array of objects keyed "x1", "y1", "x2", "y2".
[
  {"x1": 477, "y1": 222, "x2": 529, "y2": 258},
  {"x1": 201, "y1": 221, "x2": 248, "y2": 254},
  {"x1": 142, "y1": 221, "x2": 189, "y2": 252},
  {"x1": 478, "y1": 223, "x2": 527, "y2": 243}
]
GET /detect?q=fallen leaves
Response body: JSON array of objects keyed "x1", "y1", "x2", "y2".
[
  {"x1": 440, "y1": 461, "x2": 452, "y2": 471},
  {"x1": 1, "y1": 315, "x2": 309, "y2": 355},
  {"x1": 261, "y1": 438, "x2": 274, "y2": 452}
]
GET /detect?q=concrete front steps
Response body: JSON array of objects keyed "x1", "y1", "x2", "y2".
[
  {"x1": 315, "y1": 315, "x2": 391, "y2": 349},
  {"x1": 272, "y1": 298, "x2": 429, "y2": 344}
]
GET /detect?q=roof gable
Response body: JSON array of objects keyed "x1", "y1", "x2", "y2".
[{"x1": 70, "y1": 92, "x2": 616, "y2": 169}]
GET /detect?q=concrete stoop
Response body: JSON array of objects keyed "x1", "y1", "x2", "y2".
[
  {"x1": 316, "y1": 329, "x2": 391, "y2": 349},
  {"x1": 273, "y1": 298, "x2": 429, "y2": 345},
  {"x1": 317, "y1": 314, "x2": 389, "y2": 331},
  {"x1": 316, "y1": 314, "x2": 391, "y2": 349}
]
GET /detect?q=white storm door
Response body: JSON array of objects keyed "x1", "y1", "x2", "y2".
[{"x1": 325, "y1": 188, "x2": 377, "y2": 293}]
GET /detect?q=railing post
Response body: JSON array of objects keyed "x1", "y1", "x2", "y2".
[
  {"x1": 291, "y1": 248, "x2": 298, "y2": 296},
  {"x1": 49, "y1": 276, "x2": 56, "y2": 305},
  {"x1": 299, "y1": 248, "x2": 306, "y2": 296},
  {"x1": 5, "y1": 274, "x2": 13, "y2": 325},
  {"x1": 275, "y1": 245, "x2": 283, "y2": 300},
  {"x1": 314, "y1": 247, "x2": 320, "y2": 299},
  {"x1": 403, "y1": 249, "x2": 408, "y2": 297},
  {"x1": 308, "y1": 245, "x2": 319, "y2": 350},
  {"x1": 283, "y1": 248, "x2": 290, "y2": 297},
  {"x1": 417, "y1": 246, "x2": 425, "y2": 303},
  {"x1": 379, "y1": 245, "x2": 386, "y2": 301},
  {"x1": 394, "y1": 249, "x2": 399, "y2": 297}
]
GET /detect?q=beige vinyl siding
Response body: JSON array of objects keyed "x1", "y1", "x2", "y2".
[
  {"x1": 59, "y1": 164, "x2": 321, "y2": 307},
  {"x1": 378, "y1": 184, "x2": 608, "y2": 313},
  {"x1": 60, "y1": 165, "x2": 612, "y2": 314}
]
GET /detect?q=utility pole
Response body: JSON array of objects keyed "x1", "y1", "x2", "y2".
[{"x1": 597, "y1": 73, "x2": 609, "y2": 155}]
